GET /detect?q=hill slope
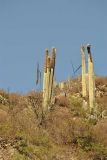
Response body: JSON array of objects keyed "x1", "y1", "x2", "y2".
[{"x1": 0, "y1": 76, "x2": 107, "y2": 160}]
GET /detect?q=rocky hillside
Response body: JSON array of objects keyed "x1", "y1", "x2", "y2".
[{"x1": 0, "y1": 76, "x2": 107, "y2": 160}]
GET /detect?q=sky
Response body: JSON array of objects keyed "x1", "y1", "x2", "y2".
[{"x1": 0, "y1": 0, "x2": 107, "y2": 93}]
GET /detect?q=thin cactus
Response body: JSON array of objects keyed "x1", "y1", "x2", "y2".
[
  {"x1": 87, "y1": 45, "x2": 95, "y2": 111},
  {"x1": 46, "y1": 56, "x2": 51, "y2": 99},
  {"x1": 81, "y1": 45, "x2": 87, "y2": 98},
  {"x1": 43, "y1": 49, "x2": 48, "y2": 99},
  {"x1": 43, "y1": 56, "x2": 51, "y2": 112},
  {"x1": 49, "y1": 48, "x2": 56, "y2": 101}
]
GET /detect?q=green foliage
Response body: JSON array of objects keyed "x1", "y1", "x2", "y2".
[
  {"x1": 12, "y1": 152, "x2": 27, "y2": 160},
  {"x1": 69, "y1": 96, "x2": 88, "y2": 118},
  {"x1": 91, "y1": 143, "x2": 107, "y2": 159},
  {"x1": 77, "y1": 136, "x2": 93, "y2": 151}
]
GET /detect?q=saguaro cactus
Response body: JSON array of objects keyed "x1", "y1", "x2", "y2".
[
  {"x1": 46, "y1": 56, "x2": 51, "y2": 99},
  {"x1": 43, "y1": 56, "x2": 51, "y2": 112},
  {"x1": 43, "y1": 49, "x2": 48, "y2": 99},
  {"x1": 49, "y1": 48, "x2": 56, "y2": 101},
  {"x1": 43, "y1": 48, "x2": 56, "y2": 113},
  {"x1": 87, "y1": 45, "x2": 95, "y2": 111},
  {"x1": 81, "y1": 46, "x2": 87, "y2": 98}
]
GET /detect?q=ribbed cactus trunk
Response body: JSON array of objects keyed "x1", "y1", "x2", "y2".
[
  {"x1": 49, "y1": 48, "x2": 56, "y2": 101},
  {"x1": 43, "y1": 49, "x2": 48, "y2": 99},
  {"x1": 43, "y1": 48, "x2": 56, "y2": 113},
  {"x1": 46, "y1": 56, "x2": 51, "y2": 99},
  {"x1": 43, "y1": 56, "x2": 51, "y2": 112},
  {"x1": 87, "y1": 45, "x2": 95, "y2": 111},
  {"x1": 81, "y1": 46, "x2": 87, "y2": 98}
]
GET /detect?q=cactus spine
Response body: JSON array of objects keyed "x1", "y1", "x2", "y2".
[
  {"x1": 81, "y1": 46, "x2": 87, "y2": 98},
  {"x1": 87, "y1": 45, "x2": 95, "y2": 111}
]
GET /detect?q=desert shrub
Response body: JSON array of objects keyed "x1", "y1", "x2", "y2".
[
  {"x1": 92, "y1": 119, "x2": 107, "y2": 146},
  {"x1": 53, "y1": 85, "x2": 61, "y2": 96},
  {"x1": 68, "y1": 78, "x2": 81, "y2": 94},
  {"x1": 15, "y1": 142, "x2": 35, "y2": 159},
  {"x1": 69, "y1": 96, "x2": 88, "y2": 118},
  {"x1": 54, "y1": 96, "x2": 69, "y2": 107},
  {"x1": 26, "y1": 91, "x2": 42, "y2": 104},
  {"x1": 0, "y1": 97, "x2": 39, "y2": 139},
  {"x1": 70, "y1": 96, "x2": 82, "y2": 106},
  {"x1": 45, "y1": 107, "x2": 73, "y2": 144},
  {"x1": 12, "y1": 152, "x2": 27, "y2": 160},
  {"x1": 70, "y1": 118, "x2": 93, "y2": 148},
  {"x1": 71, "y1": 118, "x2": 107, "y2": 159},
  {"x1": 0, "y1": 109, "x2": 13, "y2": 138},
  {"x1": 8, "y1": 93, "x2": 21, "y2": 106},
  {"x1": 0, "y1": 109, "x2": 8, "y2": 123},
  {"x1": 26, "y1": 91, "x2": 43, "y2": 120},
  {"x1": 0, "y1": 122, "x2": 13, "y2": 138},
  {"x1": 0, "y1": 91, "x2": 9, "y2": 105},
  {"x1": 45, "y1": 105, "x2": 92, "y2": 146},
  {"x1": 95, "y1": 76, "x2": 107, "y2": 86},
  {"x1": 10, "y1": 106, "x2": 38, "y2": 139},
  {"x1": 91, "y1": 143, "x2": 107, "y2": 160},
  {"x1": 13, "y1": 129, "x2": 57, "y2": 160},
  {"x1": 96, "y1": 96, "x2": 107, "y2": 110},
  {"x1": 0, "y1": 89, "x2": 9, "y2": 99}
]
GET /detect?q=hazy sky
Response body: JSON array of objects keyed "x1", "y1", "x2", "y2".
[{"x1": 0, "y1": 0, "x2": 107, "y2": 92}]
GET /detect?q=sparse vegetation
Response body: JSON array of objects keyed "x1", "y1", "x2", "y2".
[{"x1": 0, "y1": 76, "x2": 107, "y2": 159}]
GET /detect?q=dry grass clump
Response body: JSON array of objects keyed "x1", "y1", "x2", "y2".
[
  {"x1": 45, "y1": 107, "x2": 73, "y2": 144},
  {"x1": 26, "y1": 91, "x2": 43, "y2": 120},
  {"x1": 0, "y1": 91, "x2": 42, "y2": 139},
  {"x1": 10, "y1": 106, "x2": 38, "y2": 139},
  {"x1": 0, "y1": 89, "x2": 9, "y2": 98},
  {"x1": 93, "y1": 119, "x2": 107, "y2": 146},
  {"x1": 54, "y1": 95, "x2": 69, "y2": 107},
  {"x1": 8, "y1": 93, "x2": 21, "y2": 106},
  {"x1": 0, "y1": 91, "x2": 57, "y2": 160},
  {"x1": 45, "y1": 103, "x2": 91, "y2": 147},
  {"x1": 0, "y1": 103, "x2": 37, "y2": 140},
  {"x1": 95, "y1": 76, "x2": 107, "y2": 86},
  {"x1": 69, "y1": 96, "x2": 88, "y2": 118},
  {"x1": 96, "y1": 96, "x2": 107, "y2": 110},
  {"x1": 0, "y1": 109, "x2": 8, "y2": 122}
]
